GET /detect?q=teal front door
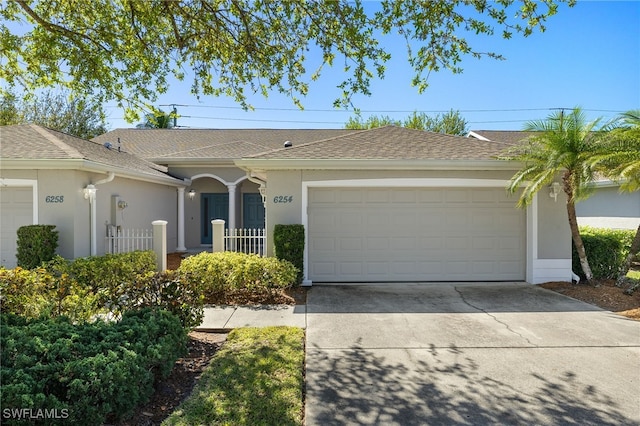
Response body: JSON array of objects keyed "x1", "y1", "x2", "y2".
[
  {"x1": 201, "y1": 193, "x2": 229, "y2": 244},
  {"x1": 243, "y1": 193, "x2": 265, "y2": 229}
]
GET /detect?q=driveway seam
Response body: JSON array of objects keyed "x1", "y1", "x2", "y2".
[{"x1": 454, "y1": 286, "x2": 538, "y2": 347}]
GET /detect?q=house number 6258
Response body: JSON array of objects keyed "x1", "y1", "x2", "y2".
[{"x1": 273, "y1": 195, "x2": 293, "y2": 203}]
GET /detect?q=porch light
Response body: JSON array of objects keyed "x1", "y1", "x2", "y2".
[
  {"x1": 83, "y1": 184, "x2": 97, "y2": 203},
  {"x1": 549, "y1": 182, "x2": 561, "y2": 202},
  {"x1": 188, "y1": 189, "x2": 196, "y2": 200}
]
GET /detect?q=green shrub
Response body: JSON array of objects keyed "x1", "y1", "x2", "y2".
[
  {"x1": 46, "y1": 251, "x2": 156, "y2": 312},
  {"x1": 178, "y1": 252, "x2": 298, "y2": 300},
  {"x1": 1, "y1": 309, "x2": 187, "y2": 426},
  {"x1": 573, "y1": 227, "x2": 636, "y2": 280},
  {"x1": 273, "y1": 224, "x2": 304, "y2": 284},
  {"x1": 16, "y1": 225, "x2": 59, "y2": 269},
  {"x1": 2, "y1": 251, "x2": 202, "y2": 328}
]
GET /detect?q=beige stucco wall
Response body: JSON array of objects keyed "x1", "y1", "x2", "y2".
[
  {"x1": 88, "y1": 174, "x2": 179, "y2": 255},
  {"x1": 536, "y1": 187, "x2": 571, "y2": 259}
]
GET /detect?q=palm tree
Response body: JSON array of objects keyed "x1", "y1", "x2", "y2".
[
  {"x1": 500, "y1": 107, "x2": 605, "y2": 282},
  {"x1": 136, "y1": 107, "x2": 177, "y2": 129},
  {"x1": 591, "y1": 110, "x2": 640, "y2": 283}
]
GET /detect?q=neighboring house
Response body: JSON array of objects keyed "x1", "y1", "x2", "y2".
[
  {"x1": 468, "y1": 130, "x2": 640, "y2": 230},
  {"x1": 0, "y1": 124, "x2": 186, "y2": 268}
]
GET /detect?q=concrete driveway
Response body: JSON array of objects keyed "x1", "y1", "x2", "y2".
[{"x1": 305, "y1": 283, "x2": 640, "y2": 425}]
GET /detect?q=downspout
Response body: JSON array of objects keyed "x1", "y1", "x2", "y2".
[{"x1": 89, "y1": 172, "x2": 115, "y2": 255}]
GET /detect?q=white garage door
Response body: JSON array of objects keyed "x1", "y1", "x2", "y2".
[
  {"x1": 1, "y1": 187, "x2": 34, "y2": 268},
  {"x1": 308, "y1": 187, "x2": 525, "y2": 282}
]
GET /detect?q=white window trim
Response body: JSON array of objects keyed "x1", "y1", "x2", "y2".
[{"x1": 0, "y1": 178, "x2": 38, "y2": 224}]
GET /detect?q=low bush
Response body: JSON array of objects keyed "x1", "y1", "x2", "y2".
[
  {"x1": 0, "y1": 267, "x2": 99, "y2": 322},
  {"x1": 573, "y1": 227, "x2": 636, "y2": 280},
  {"x1": 273, "y1": 224, "x2": 305, "y2": 285},
  {"x1": 1, "y1": 252, "x2": 203, "y2": 328},
  {"x1": 16, "y1": 225, "x2": 59, "y2": 269},
  {"x1": 1, "y1": 309, "x2": 187, "y2": 426},
  {"x1": 178, "y1": 252, "x2": 298, "y2": 301}
]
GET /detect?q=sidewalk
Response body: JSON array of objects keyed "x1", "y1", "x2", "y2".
[{"x1": 195, "y1": 304, "x2": 307, "y2": 331}]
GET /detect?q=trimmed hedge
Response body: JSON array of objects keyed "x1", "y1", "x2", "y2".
[
  {"x1": 1, "y1": 251, "x2": 204, "y2": 329},
  {"x1": 0, "y1": 309, "x2": 187, "y2": 426},
  {"x1": 573, "y1": 227, "x2": 636, "y2": 280},
  {"x1": 178, "y1": 252, "x2": 298, "y2": 300},
  {"x1": 16, "y1": 225, "x2": 59, "y2": 269},
  {"x1": 273, "y1": 224, "x2": 304, "y2": 284}
]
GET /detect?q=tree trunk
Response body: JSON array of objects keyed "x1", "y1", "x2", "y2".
[
  {"x1": 566, "y1": 199, "x2": 593, "y2": 282},
  {"x1": 616, "y1": 224, "x2": 640, "y2": 285}
]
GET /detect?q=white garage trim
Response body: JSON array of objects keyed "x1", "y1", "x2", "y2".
[
  {"x1": 301, "y1": 178, "x2": 534, "y2": 285},
  {"x1": 0, "y1": 179, "x2": 38, "y2": 223}
]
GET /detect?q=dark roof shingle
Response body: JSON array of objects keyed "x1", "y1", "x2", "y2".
[
  {"x1": 249, "y1": 126, "x2": 518, "y2": 160},
  {"x1": 1, "y1": 124, "x2": 179, "y2": 181}
]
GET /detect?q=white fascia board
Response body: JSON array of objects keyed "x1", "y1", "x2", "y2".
[
  {"x1": 1, "y1": 159, "x2": 186, "y2": 187},
  {"x1": 234, "y1": 159, "x2": 520, "y2": 171}
]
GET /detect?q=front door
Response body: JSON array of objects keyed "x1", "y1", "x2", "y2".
[
  {"x1": 201, "y1": 193, "x2": 229, "y2": 244},
  {"x1": 243, "y1": 193, "x2": 265, "y2": 229}
]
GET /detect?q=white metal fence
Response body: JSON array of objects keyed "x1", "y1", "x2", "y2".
[
  {"x1": 224, "y1": 228, "x2": 266, "y2": 256},
  {"x1": 105, "y1": 226, "x2": 153, "y2": 254}
]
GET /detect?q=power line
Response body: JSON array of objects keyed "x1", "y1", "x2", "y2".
[{"x1": 107, "y1": 103, "x2": 624, "y2": 114}]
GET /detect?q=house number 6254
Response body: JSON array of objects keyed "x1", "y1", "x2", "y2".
[{"x1": 273, "y1": 195, "x2": 293, "y2": 203}]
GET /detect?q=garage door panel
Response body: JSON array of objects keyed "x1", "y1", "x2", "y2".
[
  {"x1": 308, "y1": 187, "x2": 525, "y2": 282},
  {"x1": 1, "y1": 187, "x2": 34, "y2": 269}
]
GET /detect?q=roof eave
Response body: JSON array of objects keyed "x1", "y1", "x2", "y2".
[{"x1": 0, "y1": 158, "x2": 186, "y2": 187}]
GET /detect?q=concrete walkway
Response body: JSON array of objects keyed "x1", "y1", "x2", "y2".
[{"x1": 195, "y1": 304, "x2": 306, "y2": 331}]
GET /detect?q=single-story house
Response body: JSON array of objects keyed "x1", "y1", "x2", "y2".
[
  {"x1": 469, "y1": 130, "x2": 640, "y2": 231},
  {"x1": 0, "y1": 124, "x2": 186, "y2": 268},
  {"x1": 3, "y1": 124, "x2": 636, "y2": 284}
]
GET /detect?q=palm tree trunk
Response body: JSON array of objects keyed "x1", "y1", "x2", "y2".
[
  {"x1": 566, "y1": 199, "x2": 593, "y2": 282},
  {"x1": 616, "y1": 224, "x2": 640, "y2": 285}
]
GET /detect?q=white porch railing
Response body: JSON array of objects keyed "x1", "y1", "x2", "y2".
[
  {"x1": 224, "y1": 228, "x2": 266, "y2": 256},
  {"x1": 105, "y1": 226, "x2": 153, "y2": 254}
]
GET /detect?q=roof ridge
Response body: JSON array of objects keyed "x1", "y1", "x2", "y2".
[
  {"x1": 245, "y1": 127, "x2": 370, "y2": 158},
  {"x1": 30, "y1": 125, "x2": 83, "y2": 158}
]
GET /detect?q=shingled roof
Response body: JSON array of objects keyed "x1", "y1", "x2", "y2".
[
  {"x1": 247, "y1": 126, "x2": 519, "y2": 161},
  {"x1": 0, "y1": 124, "x2": 182, "y2": 183},
  {"x1": 92, "y1": 128, "x2": 356, "y2": 160}
]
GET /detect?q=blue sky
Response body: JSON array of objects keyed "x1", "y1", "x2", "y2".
[{"x1": 105, "y1": 1, "x2": 640, "y2": 131}]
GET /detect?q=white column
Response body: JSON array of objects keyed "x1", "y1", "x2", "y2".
[
  {"x1": 211, "y1": 219, "x2": 225, "y2": 253},
  {"x1": 227, "y1": 184, "x2": 237, "y2": 230},
  {"x1": 176, "y1": 187, "x2": 187, "y2": 252},
  {"x1": 152, "y1": 220, "x2": 168, "y2": 272}
]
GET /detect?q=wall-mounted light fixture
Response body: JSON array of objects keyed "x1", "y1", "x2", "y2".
[
  {"x1": 117, "y1": 200, "x2": 128, "y2": 209},
  {"x1": 83, "y1": 184, "x2": 97, "y2": 203},
  {"x1": 188, "y1": 189, "x2": 196, "y2": 200},
  {"x1": 549, "y1": 182, "x2": 561, "y2": 202}
]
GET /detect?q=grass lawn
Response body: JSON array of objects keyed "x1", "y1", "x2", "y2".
[{"x1": 162, "y1": 326, "x2": 305, "y2": 426}]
